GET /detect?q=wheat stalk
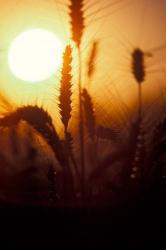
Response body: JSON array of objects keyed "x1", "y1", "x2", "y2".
[
  {"x1": 131, "y1": 48, "x2": 146, "y2": 122},
  {"x1": 132, "y1": 48, "x2": 145, "y2": 84},
  {"x1": 82, "y1": 88, "x2": 99, "y2": 189},
  {"x1": 69, "y1": 0, "x2": 85, "y2": 48},
  {"x1": 130, "y1": 48, "x2": 149, "y2": 191},
  {"x1": 58, "y1": 45, "x2": 75, "y2": 198},
  {"x1": 82, "y1": 88, "x2": 95, "y2": 141},
  {"x1": 87, "y1": 41, "x2": 98, "y2": 81},
  {"x1": 0, "y1": 105, "x2": 76, "y2": 199},
  {"x1": 89, "y1": 117, "x2": 146, "y2": 195},
  {"x1": 59, "y1": 45, "x2": 72, "y2": 133},
  {"x1": 66, "y1": 132, "x2": 81, "y2": 181},
  {"x1": 69, "y1": 0, "x2": 86, "y2": 197}
]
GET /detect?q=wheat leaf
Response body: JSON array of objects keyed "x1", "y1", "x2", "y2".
[{"x1": 0, "y1": 105, "x2": 66, "y2": 167}]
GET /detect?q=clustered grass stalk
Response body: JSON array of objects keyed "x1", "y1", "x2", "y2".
[
  {"x1": 82, "y1": 88, "x2": 97, "y2": 172},
  {"x1": 69, "y1": 0, "x2": 85, "y2": 197},
  {"x1": 59, "y1": 45, "x2": 80, "y2": 189},
  {"x1": 131, "y1": 48, "x2": 146, "y2": 182},
  {"x1": 132, "y1": 48, "x2": 145, "y2": 122},
  {"x1": 59, "y1": 45, "x2": 72, "y2": 135},
  {"x1": 82, "y1": 88, "x2": 95, "y2": 141},
  {"x1": 59, "y1": 45, "x2": 74, "y2": 198}
]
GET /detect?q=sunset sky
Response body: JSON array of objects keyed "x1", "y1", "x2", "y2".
[{"x1": 0, "y1": 0, "x2": 165, "y2": 130}]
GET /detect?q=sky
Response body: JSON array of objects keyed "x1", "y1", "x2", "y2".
[{"x1": 0, "y1": 0, "x2": 165, "y2": 129}]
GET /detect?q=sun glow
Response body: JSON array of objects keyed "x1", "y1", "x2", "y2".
[{"x1": 8, "y1": 29, "x2": 63, "y2": 83}]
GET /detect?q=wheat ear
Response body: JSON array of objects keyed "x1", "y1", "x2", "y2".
[
  {"x1": 69, "y1": 0, "x2": 85, "y2": 48},
  {"x1": 58, "y1": 45, "x2": 75, "y2": 198},
  {"x1": 132, "y1": 48, "x2": 145, "y2": 122},
  {"x1": 59, "y1": 45, "x2": 72, "y2": 134},
  {"x1": 69, "y1": 0, "x2": 85, "y2": 196}
]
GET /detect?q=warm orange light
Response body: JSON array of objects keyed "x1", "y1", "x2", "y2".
[{"x1": 8, "y1": 29, "x2": 63, "y2": 83}]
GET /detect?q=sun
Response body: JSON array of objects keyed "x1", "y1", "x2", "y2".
[{"x1": 8, "y1": 29, "x2": 63, "y2": 83}]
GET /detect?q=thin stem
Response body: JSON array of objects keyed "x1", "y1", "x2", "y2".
[
  {"x1": 138, "y1": 83, "x2": 142, "y2": 122},
  {"x1": 63, "y1": 127, "x2": 74, "y2": 200},
  {"x1": 78, "y1": 46, "x2": 85, "y2": 198},
  {"x1": 138, "y1": 83, "x2": 145, "y2": 190},
  {"x1": 68, "y1": 148, "x2": 81, "y2": 182}
]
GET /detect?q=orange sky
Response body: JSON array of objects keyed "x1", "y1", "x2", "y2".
[{"x1": 0, "y1": 0, "x2": 165, "y2": 131}]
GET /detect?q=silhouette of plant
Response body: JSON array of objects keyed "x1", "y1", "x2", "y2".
[{"x1": 0, "y1": 0, "x2": 165, "y2": 207}]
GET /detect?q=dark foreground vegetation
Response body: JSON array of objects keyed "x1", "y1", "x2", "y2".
[{"x1": 0, "y1": 183, "x2": 165, "y2": 248}]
